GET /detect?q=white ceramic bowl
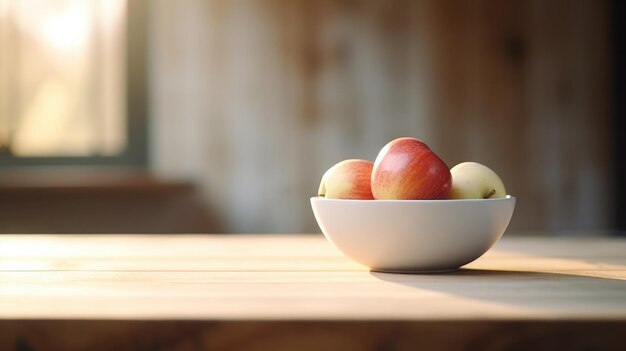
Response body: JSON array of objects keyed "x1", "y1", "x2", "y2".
[{"x1": 311, "y1": 196, "x2": 516, "y2": 273}]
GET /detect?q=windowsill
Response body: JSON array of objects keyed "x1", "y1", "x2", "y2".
[{"x1": 0, "y1": 166, "x2": 218, "y2": 233}]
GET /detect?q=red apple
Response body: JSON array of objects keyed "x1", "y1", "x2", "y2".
[
  {"x1": 318, "y1": 159, "x2": 374, "y2": 200},
  {"x1": 371, "y1": 137, "x2": 451, "y2": 200}
]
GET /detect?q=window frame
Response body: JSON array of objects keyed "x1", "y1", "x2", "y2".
[{"x1": 0, "y1": 0, "x2": 148, "y2": 168}]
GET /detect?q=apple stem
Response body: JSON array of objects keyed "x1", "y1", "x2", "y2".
[{"x1": 484, "y1": 189, "x2": 496, "y2": 199}]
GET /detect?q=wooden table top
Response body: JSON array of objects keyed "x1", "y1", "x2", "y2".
[{"x1": 1, "y1": 234, "x2": 625, "y2": 350}]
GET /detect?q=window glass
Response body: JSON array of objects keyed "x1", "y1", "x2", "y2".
[{"x1": 0, "y1": 0, "x2": 126, "y2": 157}]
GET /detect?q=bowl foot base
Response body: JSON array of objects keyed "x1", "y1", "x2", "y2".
[{"x1": 370, "y1": 267, "x2": 459, "y2": 274}]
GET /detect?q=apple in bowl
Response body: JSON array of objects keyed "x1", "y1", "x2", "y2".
[
  {"x1": 318, "y1": 159, "x2": 374, "y2": 200},
  {"x1": 371, "y1": 137, "x2": 451, "y2": 200},
  {"x1": 449, "y1": 162, "x2": 507, "y2": 199}
]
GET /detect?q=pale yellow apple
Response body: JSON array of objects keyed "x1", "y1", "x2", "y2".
[{"x1": 449, "y1": 162, "x2": 507, "y2": 199}]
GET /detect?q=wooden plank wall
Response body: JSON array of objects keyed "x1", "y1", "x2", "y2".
[{"x1": 149, "y1": 0, "x2": 611, "y2": 233}]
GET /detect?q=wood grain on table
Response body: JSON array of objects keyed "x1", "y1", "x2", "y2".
[{"x1": 1, "y1": 234, "x2": 625, "y2": 350}]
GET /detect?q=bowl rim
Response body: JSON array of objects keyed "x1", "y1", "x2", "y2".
[{"x1": 311, "y1": 195, "x2": 515, "y2": 203}]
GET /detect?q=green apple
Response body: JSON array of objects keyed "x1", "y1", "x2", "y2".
[{"x1": 449, "y1": 162, "x2": 507, "y2": 199}]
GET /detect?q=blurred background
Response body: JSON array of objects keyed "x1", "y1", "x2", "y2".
[{"x1": 0, "y1": 0, "x2": 623, "y2": 235}]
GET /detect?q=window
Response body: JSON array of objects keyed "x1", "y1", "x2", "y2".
[{"x1": 0, "y1": 0, "x2": 146, "y2": 166}]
